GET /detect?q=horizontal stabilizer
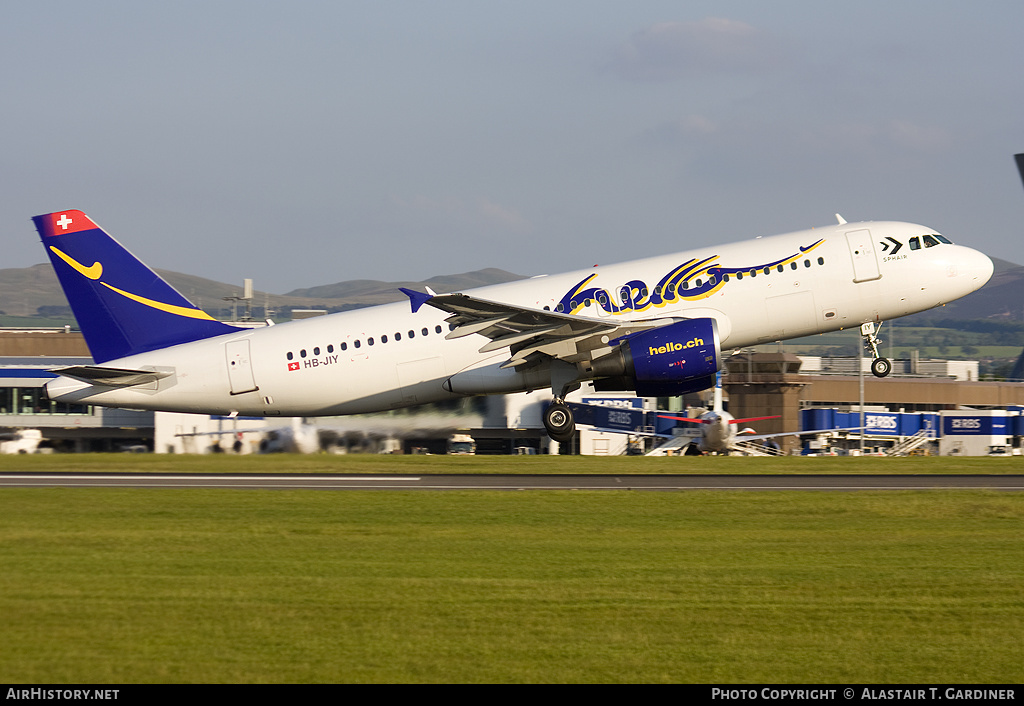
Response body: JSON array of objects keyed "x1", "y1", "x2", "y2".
[{"x1": 51, "y1": 365, "x2": 172, "y2": 388}]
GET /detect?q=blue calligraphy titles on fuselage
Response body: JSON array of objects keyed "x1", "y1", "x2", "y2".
[{"x1": 555, "y1": 240, "x2": 824, "y2": 316}]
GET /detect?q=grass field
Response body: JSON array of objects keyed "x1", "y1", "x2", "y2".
[
  {"x1": 1, "y1": 456, "x2": 1022, "y2": 683},
  {"x1": 1, "y1": 452, "x2": 1022, "y2": 475}
]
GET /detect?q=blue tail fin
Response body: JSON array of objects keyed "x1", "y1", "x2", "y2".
[{"x1": 33, "y1": 210, "x2": 238, "y2": 363}]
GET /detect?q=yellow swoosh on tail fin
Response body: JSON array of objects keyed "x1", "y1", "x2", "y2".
[
  {"x1": 49, "y1": 246, "x2": 103, "y2": 280},
  {"x1": 100, "y1": 283, "x2": 218, "y2": 320}
]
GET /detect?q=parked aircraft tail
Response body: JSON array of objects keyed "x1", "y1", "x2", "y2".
[{"x1": 33, "y1": 210, "x2": 238, "y2": 363}]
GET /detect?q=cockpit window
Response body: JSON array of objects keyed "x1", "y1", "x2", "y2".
[
  {"x1": 922, "y1": 234, "x2": 939, "y2": 248},
  {"x1": 933, "y1": 233, "x2": 952, "y2": 244},
  {"x1": 909, "y1": 236, "x2": 921, "y2": 250}
]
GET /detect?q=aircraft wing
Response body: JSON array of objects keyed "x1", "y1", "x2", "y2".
[
  {"x1": 656, "y1": 414, "x2": 782, "y2": 425},
  {"x1": 401, "y1": 289, "x2": 662, "y2": 369},
  {"x1": 739, "y1": 426, "x2": 864, "y2": 442}
]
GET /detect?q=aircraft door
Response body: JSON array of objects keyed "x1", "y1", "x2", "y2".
[
  {"x1": 845, "y1": 229, "x2": 881, "y2": 283},
  {"x1": 225, "y1": 340, "x2": 259, "y2": 395}
]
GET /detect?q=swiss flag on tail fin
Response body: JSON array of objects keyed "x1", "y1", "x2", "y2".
[{"x1": 36, "y1": 210, "x2": 99, "y2": 238}]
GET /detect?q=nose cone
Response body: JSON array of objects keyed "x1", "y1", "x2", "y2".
[{"x1": 961, "y1": 247, "x2": 994, "y2": 292}]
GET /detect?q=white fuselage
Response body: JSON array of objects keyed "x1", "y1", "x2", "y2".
[
  {"x1": 45, "y1": 221, "x2": 994, "y2": 416},
  {"x1": 696, "y1": 412, "x2": 737, "y2": 453}
]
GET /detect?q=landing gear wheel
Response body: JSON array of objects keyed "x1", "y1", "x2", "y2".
[
  {"x1": 871, "y1": 357, "x2": 892, "y2": 378},
  {"x1": 544, "y1": 402, "x2": 576, "y2": 443}
]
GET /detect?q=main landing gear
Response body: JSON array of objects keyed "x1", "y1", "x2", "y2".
[
  {"x1": 861, "y1": 322, "x2": 892, "y2": 378},
  {"x1": 543, "y1": 399, "x2": 576, "y2": 444},
  {"x1": 544, "y1": 360, "x2": 580, "y2": 444}
]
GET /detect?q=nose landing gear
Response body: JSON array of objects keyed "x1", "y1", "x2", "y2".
[{"x1": 861, "y1": 322, "x2": 892, "y2": 378}]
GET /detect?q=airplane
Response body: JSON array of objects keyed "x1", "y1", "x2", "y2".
[
  {"x1": 652, "y1": 373, "x2": 862, "y2": 455},
  {"x1": 655, "y1": 374, "x2": 781, "y2": 455},
  {"x1": 561, "y1": 376, "x2": 780, "y2": 455},
  {"x1": 33, "y1": 209, "x2": 994, "y2": 444}
]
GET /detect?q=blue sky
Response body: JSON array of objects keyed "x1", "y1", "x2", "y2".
[{"x1": 4, "y1": 1, "x2": 1024, "y2": 293}]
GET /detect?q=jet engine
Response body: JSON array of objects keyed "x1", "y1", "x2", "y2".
[{"x1": 588, "y1": 318, "x2": 721, "y2": 397}]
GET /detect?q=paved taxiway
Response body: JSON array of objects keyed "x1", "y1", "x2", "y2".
[{"x1": 1, "y1": 473, "x2": 1022, "y2": 491}]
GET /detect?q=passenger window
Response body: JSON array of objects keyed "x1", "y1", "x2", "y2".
[
  {"x1": 736, "y1": 272, "x2": 743, "y2": 280},
  {"x1": 340, "y1": 342, "x2": 347, "y2": 351},
  {"x1": 287, "y1": 352, "x2": 293, "y2": 360},
  {"x1": 776, "y1": 265, "x2": 784, "y2": 273},
  {"x1": 395, "y1": 332, "x2": 402, "y2": 341},
  {"x1": 909, "y1": 237, "x2": 921, "y2": 250},
  {"x1": 763, "y1": 267, "x2": 769, "y2": 275},
  {"x1": 354, "y1": 340, "x2": 361, "y2": 349},
  {"x1": 300, "y1": 349, "x2": 307, "y2": 358},
  {"x1": 408, "y1": 330, "x2": 415, "y2": 339},
  {"x1": 804, "y1": 260, "x2": 810, "y2": 268},
  {"x1": 313, "y1": 347, "x2": 320, "y2": 356},
  {"x1": 723, "y1": 274, "x2": 730, "y2": 282},
  {"x1": 749, "y1": 270, "x2": 756, "y2": 278},
  {"x1": 422, "y1": 328, "x2": 428, "y2": 336},
  {"x1": 381, "y1": 335, "x2": 388, "y2": 344},
  {"x1": 817, "y1": 257, "x2": 824, "y2": 265},
  {"x1": 368, "y1": 337, "x2": 374, "y2": 346},
  {"x1": 790, "y1": 262, "x2": 797, "y2": 270},
  {"x1": 435, "y1": 325, "x2": 443, "y2": 334},
  {"x1": 327, "y1": 345, "x2": 334, "y2": 353}
]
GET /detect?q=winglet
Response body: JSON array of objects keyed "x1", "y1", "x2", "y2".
[{"x1": 399, "y1": 288, "x2": 433, "y2": 313}]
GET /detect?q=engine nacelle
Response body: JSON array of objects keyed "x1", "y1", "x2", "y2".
[{"x1": 589, "y1": 318, "x2": 721, "y2": 397}]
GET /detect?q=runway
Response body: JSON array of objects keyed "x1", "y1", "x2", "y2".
[{"x1": 1, "y1": 472, "x2": 1023, "y2": 491}]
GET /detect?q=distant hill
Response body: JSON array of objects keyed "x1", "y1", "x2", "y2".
[
  {"x1": 0, "y1": 263, "x2": 527, "y2": 321},
  {"x1": 283, "y1": 268, "x2": 526, "y2": 308},
  {"x1": 0, "y1": 264, "x2": 73, "y2": 315}
]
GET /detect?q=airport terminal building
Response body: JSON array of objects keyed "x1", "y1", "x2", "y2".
[{"x1": 2, "y1": 328, "x2": 1023, "y2": 456}]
